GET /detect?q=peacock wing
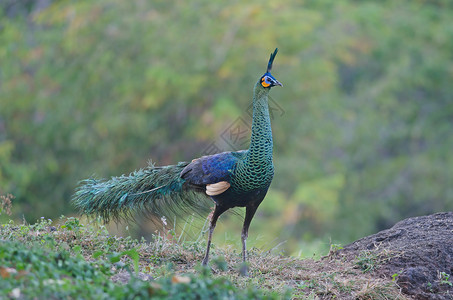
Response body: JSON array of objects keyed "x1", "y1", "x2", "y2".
[{"x1": 180, "y1": 150, "x2": 247, "y2": 195}]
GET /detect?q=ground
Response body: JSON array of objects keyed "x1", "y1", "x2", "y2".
[
  {"x1": 334, "y1": 212, "x2": 453, "y2": 300},
  {"x1": 1, "y1": 212, "x2": 452, "y2": 299},
  {"x1": 110, "y1": 212, "x2": 453, "y2": 299}
]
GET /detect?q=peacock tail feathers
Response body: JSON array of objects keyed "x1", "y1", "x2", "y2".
[{"x1": 72, "y1": 161, "x2": 212, "y2": 223}]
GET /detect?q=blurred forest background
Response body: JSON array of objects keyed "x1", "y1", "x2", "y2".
[{"x1": 1, "y1": 0, "x2": 452, "y2": 256}]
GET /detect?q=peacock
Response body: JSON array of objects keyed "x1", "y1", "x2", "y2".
[{"x1": 72, "y1": 48, "x2": 283, "y2": 268}]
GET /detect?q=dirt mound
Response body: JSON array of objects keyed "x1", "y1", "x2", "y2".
[{"x1": 334, "y1": 212, "x2": 453, "y2": 299}]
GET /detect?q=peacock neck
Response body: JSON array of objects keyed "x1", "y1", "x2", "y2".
[
  {"x1": 231, "y1": 81, "x2": 274, "y2": 192},
  {"x1": 246, "y1": 82, "x2": 273, "y2": 164}
]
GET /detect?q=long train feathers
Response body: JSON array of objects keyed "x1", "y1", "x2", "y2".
[{"x1": 72, "y1": 161, "x2": 211, "y2": 222}]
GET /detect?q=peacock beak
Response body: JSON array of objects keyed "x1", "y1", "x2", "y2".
[{"x1": 271, "y1": 78, "x2": 283, "y2": 87}]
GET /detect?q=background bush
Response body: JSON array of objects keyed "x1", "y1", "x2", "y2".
[{"x1": 1, "y1": 0, "x2": 452, "y2": 255}]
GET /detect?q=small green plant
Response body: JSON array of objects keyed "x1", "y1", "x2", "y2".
[
  {"x1": 438, "y1": 271, "x2": 452, "y2": 286},
  {"x1": 329, "y1": 243, "x2": 344, "y2": 254},
  {"x1": 355, "y1": 250, "x2": 379, "y2": 273},
  {"x1": 61, "y1": 217, "x2": 83, "y2": 231},
  {"x1": 392, "y1": 272, "x2": 400, "y2": 282}
]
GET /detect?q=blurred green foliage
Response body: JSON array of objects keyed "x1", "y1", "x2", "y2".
[{"x1": 1, "y1": 0, "x2": 452, "y2": 255}]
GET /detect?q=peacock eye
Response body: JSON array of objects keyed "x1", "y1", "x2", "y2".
[{"x1": 261, "y1": 76, "x2": 271, "y2": 87}]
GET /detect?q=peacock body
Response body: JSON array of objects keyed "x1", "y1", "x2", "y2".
[{"x1": 72, "y1": 49, "x2": 282, "y2": 270}]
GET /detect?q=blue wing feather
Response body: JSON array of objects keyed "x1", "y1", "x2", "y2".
[{"x1": 181, "y1": 150, "x2": 246, "y2": 185}]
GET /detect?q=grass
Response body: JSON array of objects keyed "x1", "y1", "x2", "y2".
[{"x1": 0, "y1": 216, "x2": 408, "y2": 299}]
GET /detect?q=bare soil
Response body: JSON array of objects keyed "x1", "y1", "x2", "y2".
[{"x1": 334, "y1": 212, "x2": 453, "y2": 300}]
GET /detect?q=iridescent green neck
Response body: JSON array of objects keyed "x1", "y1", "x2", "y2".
[
  {"x1": 231, "y1": 82, "x2": 274, "y2": 192},
  {"x1": 246, "y1": 82, "x2": 273, "y2": 163}
]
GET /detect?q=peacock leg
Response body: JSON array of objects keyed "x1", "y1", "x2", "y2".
[
  {"x1": 241, "y1": 205, "x2": 259, "y2": 263},
  {"x1": 202, "y1": 205, "x2": 226, "y2": 266}
]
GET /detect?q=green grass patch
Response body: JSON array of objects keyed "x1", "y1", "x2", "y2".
[
  {"x1": 0, "y1": 217, "x2": 285, "y2": 299},
  {"x1": 0, "y1": 216, "x2": 406, "y2": 299}
]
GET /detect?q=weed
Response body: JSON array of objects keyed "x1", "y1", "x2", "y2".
[
  {"x1": 392, "y1": 271, "x2": 401, "y2": 282},
  {"x1": 329, "y1": 243, "x2": 344, "y2": 255},
  {"x1": 355, "y1": 250, "x2": 380, "y2": 273},
  {"x1": 438, "y1": 271, "x2": 452, "y2": 287}
]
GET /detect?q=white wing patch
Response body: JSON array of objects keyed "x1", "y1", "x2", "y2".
[{"x1": 206, "y1": 181, "x2": 230, "y2": 196}]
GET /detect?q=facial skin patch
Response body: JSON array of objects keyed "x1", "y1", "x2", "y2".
[{"x1": 261, "y1": 77, "x2": 271, "y2": 88}]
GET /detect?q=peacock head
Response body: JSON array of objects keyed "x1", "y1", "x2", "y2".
[{"x1": 259, "y1": 48, "x2": 283, "y2": 89}]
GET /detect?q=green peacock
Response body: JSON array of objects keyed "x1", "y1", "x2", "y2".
[{"x1": 72, "y1": 49, "x2": 283, "y2": 268}]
